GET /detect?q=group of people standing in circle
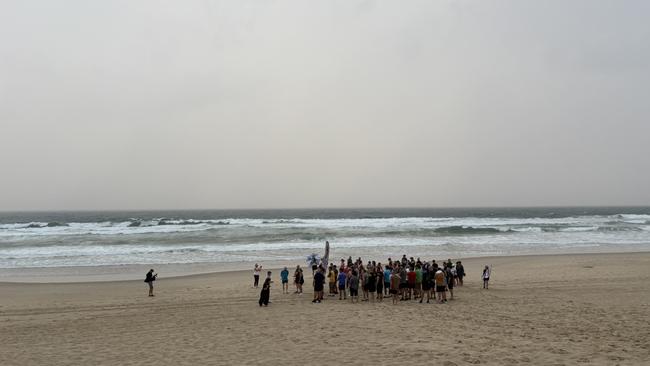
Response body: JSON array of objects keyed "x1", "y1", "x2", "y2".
[
  {"x1": 255, "y1": 254, "x2": 492, "y2": 306},
  {"x1": 319, "y1": 255, "x2": 466, "y2": 304}
]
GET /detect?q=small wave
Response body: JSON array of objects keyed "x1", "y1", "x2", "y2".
[
  {"x1": 433, "y1": 226, "x2": 506, "y2": 235},
  {"x1": 614, "y1": 214, "x2": 650, "y2": 220},
  {"x1": 155, "y1": 219, "x2": 229, "y2": 226},
  {"x1": 261, "y1": 219, "x2": 300, "y2": 224},
  {"x1": 160, "y1": 248, "x2": 205, "y2": 254},
  {"x1": 510, "y1": 227, "x2": 543, "y2": 233},
  {"x1": 23, "y1": 222, "x2": 69, "y2": 229},
  {"x1": 559, "y1": 226, "x2": 598, "y2": 232},
  {"x1": 597, "y1": 226, "x2": 643, "y2": 232},
  {"x1": 158, "y1": 219, "x2": 203, "y2": 226}
]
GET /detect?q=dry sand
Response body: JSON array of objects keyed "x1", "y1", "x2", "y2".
[{"x1": 1, "y1": 252, "x2": 649, "y2": 366}]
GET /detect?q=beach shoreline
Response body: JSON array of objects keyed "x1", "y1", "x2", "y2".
[{"x1": 1, "y1": 247, "x2": 649, "y2": 283}]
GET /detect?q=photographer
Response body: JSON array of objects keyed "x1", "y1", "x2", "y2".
[{"x1": 144, "y1": 269, "x2": 157, "y2": 297}]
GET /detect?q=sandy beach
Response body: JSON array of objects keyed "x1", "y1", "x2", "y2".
[{"x1": 1, "y1": 252, "x2": 649, "y2": 366}]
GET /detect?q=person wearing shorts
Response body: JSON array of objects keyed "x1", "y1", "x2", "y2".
[
  {"x1": 294, "y1": 265, "x2": 304, "y2": 294},
  {"x1": 348, "y1": 271, "x2": 359, "y2": 303},
  {"x1": 482, "y1": 265, "x2": 490, "y2": 289},
  {"x1": 383, "y1": 265, "x2": 391, "y2": 296},
  {"x1": 253, "y1": 264, "x2": 261, "y2": 288},
  {"x1": 144, "y1": 269, "x2": 157, "y2": 297},
  {"x1": 390, "y1": 270, "x2": 401, "y2": 305},
  {"x1": 434, "y1": 269, "x2": 447, "y2": 303},
  {"x1": 337, "y1": 269, "x2": 347, "y2": 300},
  {"x1": 328, "y1": 267, "x2": 337, "y2": 297},
  {"x1": 456, "y1": 261, "x2": 465, "y2": 286},
  {"x1": 280, "y1": 267, "x2": 289, "y2": 294},
  {"x1": 407, "y1": 267, "x2": 416, "y2": 300},
  {"x1": 414, "y1": 265, "x2": 422, "y2": 300}
]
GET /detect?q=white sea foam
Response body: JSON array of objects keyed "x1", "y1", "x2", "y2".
[{"x1": 1, "y1": 212, "x2": 650, "y2": 268}]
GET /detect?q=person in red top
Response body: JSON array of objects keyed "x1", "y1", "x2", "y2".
[{"x1": 407, "y1": 267, "x2": 416, "y2": 301}]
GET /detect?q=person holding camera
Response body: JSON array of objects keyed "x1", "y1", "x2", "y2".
[{"x1": 144, "y1": 269, "x2": 157, "y2": 297}]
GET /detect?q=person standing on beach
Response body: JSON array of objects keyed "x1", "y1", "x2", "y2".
[
  {"x1": 328, "y1": 266, "x2": 337, "y2": 297},
  {"x1": 259, "y1": 277, "x2": 271, "y2": 306},
  {"x1": 482, "y1": 265, "x2": 491, "y2": 289},
  {"x1": 414, "y1": 265, "x2": 422, "y2": 300},
  {"x1": 445, "y1": 265, "x2": 455, "y2": 300},
  {"x1": 420, "y1": 263, "x2": 431, "y2": 303},
  {"x1": 294, "y1": 265, "x2": 304, "y2": 294},
  {"x1": 281, "y1": 267, "x2": 290, "y2": 294},
  {"x1": 434, "y1": 268, "x2": 446, "y2": 303},
  {"x1": 383, "y1": 265, "x2": 391, "y2": 297},
  {"x1": 390, "y1": 268, "x2": 400, "y2": 305},
  {"x1": 375, "y1": 266, "x2": 384, "y2": 302},
  {"x1": 399, "y1": 265, "x2": 408, "y2": 301},
  {"x1": 312, "y1": 267, "x2": 325, "y2": 303},
  {"x1": 367, "y1": 267, "x2": 376, "y2": 302},
  {"x1": 407, "y1": 266, "x2": 416, "y2": 300},
  {"x1": 253, "y1": 264, "x2": 261, "y2": 288},
  {"x1": 144, "y1": 269, "x2": 157, "y2": 297},
  {"x1": 456, "y1": 261, "x2": 465, "y2": 286},
  {"x1": 359, "y1": 267, "x2": 368, "y2": 301},
  {"x1": 337, "y1": 267, "x2": 347, "y2": 300},
  {"x1": 348, "y1": 270, "x2": 359, "y2": 303}
]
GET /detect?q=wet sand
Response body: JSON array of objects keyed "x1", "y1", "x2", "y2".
[{"x1": 1, "y1": 252, "x2": 649, "y2": 365}]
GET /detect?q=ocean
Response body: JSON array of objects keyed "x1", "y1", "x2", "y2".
[{"x1": 1, "y1": 207, "x2": 649, "y2": 270}]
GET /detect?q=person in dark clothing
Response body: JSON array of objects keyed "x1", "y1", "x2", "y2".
[
  {"x1": 456, "y1": 261, "x2": 465, "y2": 286},
  {"x1": 259, "y1": 277, "x2": 271, "y2": 306},
  {"x1": 144, "y1": 269, "x2": 157, "y2": 297},
  {"x1": 312, "y1": 268, "x2": 325, "y2": 303}
]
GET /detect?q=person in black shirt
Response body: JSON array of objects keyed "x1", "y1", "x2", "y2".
[
  {"x1": 312, "y1": 268, "x2": 325, "y2": 303},
  {"x1": 144, "y1": 269, "x2": 157, "y2": 297},
  {"x1": 259, "y1": 277, "x2": 271, "y2": 306},
  {"x1": 456, "y1": 261, "x2": 465, "y2": 286}
]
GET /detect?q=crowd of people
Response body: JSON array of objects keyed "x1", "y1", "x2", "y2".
[{"x1": 256, "y1": 254, "x2": 488, "y2": 306}]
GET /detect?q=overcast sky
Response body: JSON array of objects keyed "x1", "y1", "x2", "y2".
[{"x1": 1, "y1": 0, "x2": 649, "y2": 210}]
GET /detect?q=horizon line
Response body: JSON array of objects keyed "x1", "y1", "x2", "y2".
[{"x1": 1, "y1": 204, "x2": 649, "y2": 213}]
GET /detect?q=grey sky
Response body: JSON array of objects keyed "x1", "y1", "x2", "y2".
[{"x1": 1, "y1": 0, "x2": 649, "y2": 210}]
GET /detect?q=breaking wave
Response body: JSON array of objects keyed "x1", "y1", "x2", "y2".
[{"x1": 1, "y1": 209, "x2": 649, "y2": 268}]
